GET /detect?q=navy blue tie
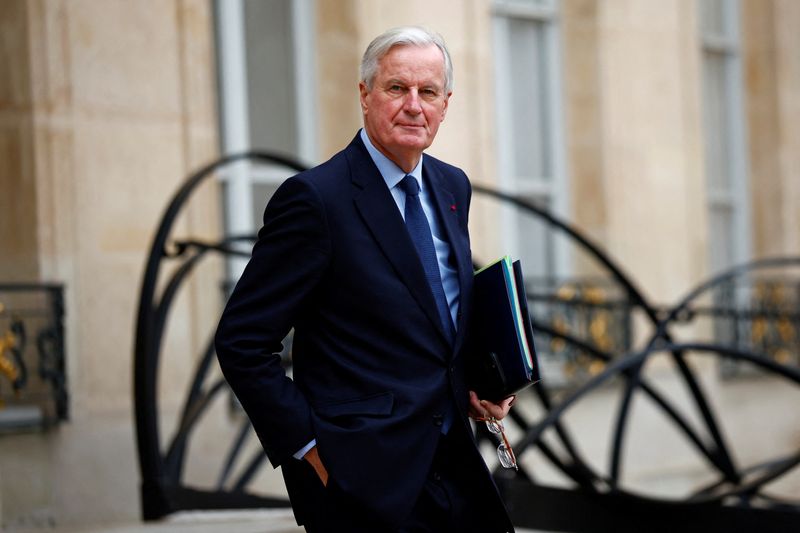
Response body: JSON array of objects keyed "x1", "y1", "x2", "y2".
[{"x1": 400, "y1": 175, "x2": 455, "y2": 345}]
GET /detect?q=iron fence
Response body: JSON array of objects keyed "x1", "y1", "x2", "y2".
[{"x1": 0, "y1": 283, "x2": 67, "y2": 432}]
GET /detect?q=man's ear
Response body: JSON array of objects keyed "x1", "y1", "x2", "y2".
[
  {"x1": 440, "y1": 91, "x2": 452, "y2": 121},
  {"x1": 359, "y1": 82, "x2": 369, "y2": 114}
]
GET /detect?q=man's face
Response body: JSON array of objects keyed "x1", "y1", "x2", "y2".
[{"x1": 360, "y1": 44, "x2": 451, "y2": 171}]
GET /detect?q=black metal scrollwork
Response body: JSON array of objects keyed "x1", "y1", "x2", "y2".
[
  {"x1": 0, "y1": 284, "x2": 67, "y2": 431},
  {"x1": 134, "y1": 152, "x2": 305, "y2": 519},
  {"x1": 135, "y1": 157, "x2": 800, "y2": 532}
]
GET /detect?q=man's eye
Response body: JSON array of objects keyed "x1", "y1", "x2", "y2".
[{"x1": 389, "y1": 85, "x2": 403, "y2": 92}]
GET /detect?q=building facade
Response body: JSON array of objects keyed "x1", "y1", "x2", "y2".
[{"x1": 1, "y1": 0, "x2": 798, "y2": 528}]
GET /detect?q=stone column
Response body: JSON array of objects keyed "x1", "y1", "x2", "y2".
[
  {"x1": 744, "y1": 0, "x2": 800, "y2": 257},
  {"x1": 773, "y1": 0, "x2": 800, "y2": 253},
  {"x1": 593, "y1": 0, "x2": 707, "y2": 301},
  {"x1": 563, "y1": 0, "x2": 606, "y2": 251},
  {"x1": 0, "y1": 0, "x2": 220, "y2": 526},
  {"x1": 0, "y1": 1, "x2": 40, "y2": 281}
]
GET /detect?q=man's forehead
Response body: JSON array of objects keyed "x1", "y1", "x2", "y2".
[
  {"x1": 380, "y1": 43, "x2": 443, "y2": 62},
  {"x1": 376, "y1": 45, "x2": 445, "y2": 79}
]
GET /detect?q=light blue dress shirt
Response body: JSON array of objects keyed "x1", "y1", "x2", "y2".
[{"x1": 359, "y1": 128, "x2": 460, "y2": 328}]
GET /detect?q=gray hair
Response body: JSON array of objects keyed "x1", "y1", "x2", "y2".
[{"x1": 360, "y1": 26, "x2": 454, "y2": 94}]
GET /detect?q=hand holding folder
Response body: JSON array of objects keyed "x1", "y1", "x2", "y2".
[{"x1": 467, "y1": 256, "x2": 540, "y2": 402}]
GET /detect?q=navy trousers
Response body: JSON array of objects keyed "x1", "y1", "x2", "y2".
[{"x1": 298, "y1": 421, "x2": 513, "y2": 533}]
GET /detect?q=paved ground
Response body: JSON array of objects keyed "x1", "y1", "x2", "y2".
[
  {"x1": 7, "y1": 510, "x2": 547, "y2": 532},
  {"x1": 8, "y1": 510, "x2": 303, "y2": 533}
]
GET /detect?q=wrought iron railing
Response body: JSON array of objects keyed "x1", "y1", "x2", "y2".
[
  {"x1": 134, "y1": 153, "x2": 305, "y2": 519},
  {"x1": 0, "y1": 284, "x2": 67, "y2": 432},
  {"x1": 707, "y1": 275, "x2": 800, "y2": 376},
  {"x1": 134, "y1": 153, "x2": 800, "y2": 532},
  {"x1": 525, "y1": 277, "x2": 633, "y2": 388}
]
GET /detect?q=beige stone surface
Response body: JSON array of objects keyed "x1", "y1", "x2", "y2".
[
  {"x1": 773, "y1": 0, "x2": 800, "y2": 254},
  {"x1": 594, "y1": 0, "x2": 707, "y2": 302},
  {"x1": 67, "y1": 1, "x2": 182, "y2": 119},
  {"x1": 742, "y1": 0, "x2": 799, "y2": 258},
  {"x1": 744, "y1": 0, "x2": 782, "y2": 258},
  {"x1": 563, "y1": 0, "x2": 606, "y2": 253},
  {"x1": 315, "y1": 0, "x2": 362, "y2": 160},
  {"x1": 6, "y1": 508, "x2": 547, "y2": 533},
  {"x1": 2, "y1": 0, "x2": 798, "y2": 530},
  {"x1": 1, "y1": 0, "x2": 221, "y2": 527},
  {"x1": 0, "y1": 1, "x2": 40, "y2": 281}
]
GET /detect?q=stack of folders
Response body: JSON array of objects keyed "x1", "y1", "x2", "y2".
[{"x1": 468, "y1": 256, "x2": 540, "y2": 402}]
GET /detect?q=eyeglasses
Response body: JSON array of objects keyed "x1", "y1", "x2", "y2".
[{"x1": 477, "y1": 416, "x2": 518, "y2": 470}]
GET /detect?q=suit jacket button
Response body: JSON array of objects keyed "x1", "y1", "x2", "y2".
[{"x1": 433, "y1": 414, "x2": 443, "y2": 427}]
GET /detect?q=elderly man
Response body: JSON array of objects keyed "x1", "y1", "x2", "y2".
[{"x1": 215, "y1": 26, "x2": 515, "y2": 532}]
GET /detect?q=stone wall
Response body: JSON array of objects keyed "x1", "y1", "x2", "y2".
[
  {"x1": 0, "y1": 0, "x2": 797, "y2": 528},
  {"x1": 0, "y1": 0, "x2": 220, "y2": 527}
]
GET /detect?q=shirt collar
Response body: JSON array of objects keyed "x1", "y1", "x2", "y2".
[{"x1": 360, "y1": 128, "x2": 424, "y2": 191}]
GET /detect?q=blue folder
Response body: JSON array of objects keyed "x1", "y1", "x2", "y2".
[{"x1": 468, "y1": 256, "x2": 540, "y2": 402}]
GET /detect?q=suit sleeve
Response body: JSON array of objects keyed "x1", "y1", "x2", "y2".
[{"x1": 214, "y1": 175, "x2": 330, "y2": 467}]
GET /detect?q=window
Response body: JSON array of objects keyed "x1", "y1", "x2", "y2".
[
  {"x1": 699, "y1": 0, "x2": 756, "y2": 376},
  {"x1": 215, "y1": 0, "x2": 317, "y2": 280},
  {"x1": 699, "y1": 0, "x2": 750, "y2": 274},
  {"x1": 492, "y1": 0, "x2": 568, "y2": 280}
]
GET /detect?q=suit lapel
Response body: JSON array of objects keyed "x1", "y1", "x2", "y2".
[
  {"x1": 347, "y1": 139, "x2": 452, "y2": 349},
  {"x1": 424, "y1": 163, "x2": 472, "y2": 354}
]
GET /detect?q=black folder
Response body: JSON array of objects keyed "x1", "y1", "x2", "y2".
[{"x1": 467, "y1": 256, "x2": 540, "y2": 402}]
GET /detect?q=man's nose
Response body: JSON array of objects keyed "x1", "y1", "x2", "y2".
[{"x1": 403, "y1": 89, "x2": 422, "y2": 114}]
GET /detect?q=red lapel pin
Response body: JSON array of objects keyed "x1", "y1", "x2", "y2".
[{"x1": 450, "y1": 204, "x2": 457, "y2": 212}]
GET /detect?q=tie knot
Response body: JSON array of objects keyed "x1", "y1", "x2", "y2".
[{"x1": 400, "y1": 175, "x2": 420, "y2": 197}]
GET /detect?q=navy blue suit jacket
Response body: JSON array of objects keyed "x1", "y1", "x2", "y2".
[{"x1": 215, "y1": 133, "x2": 495, "y2": 527}]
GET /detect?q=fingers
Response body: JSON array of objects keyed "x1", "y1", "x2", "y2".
[
  {"x1": 502, "y1": 395, "x2": 515, "y2": 412},
  {"x1": 468, "y1": 391, "x2": 516, "y2": 420},
  {"x1": 468, "y1": 390, "x2": 485, "y2": 419},
  {"x1": 480, "y1": 399, "x2": 507, "y2": 420},
  {"x1": 304, "y1": 446, "x2": 329, "y2": 486},
  {"x1": 468, "y1": 391, "x2": 480, "y2": 418},
  {"x1": 317, "y1": 464, "x2": 329, "y2": 487}
]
